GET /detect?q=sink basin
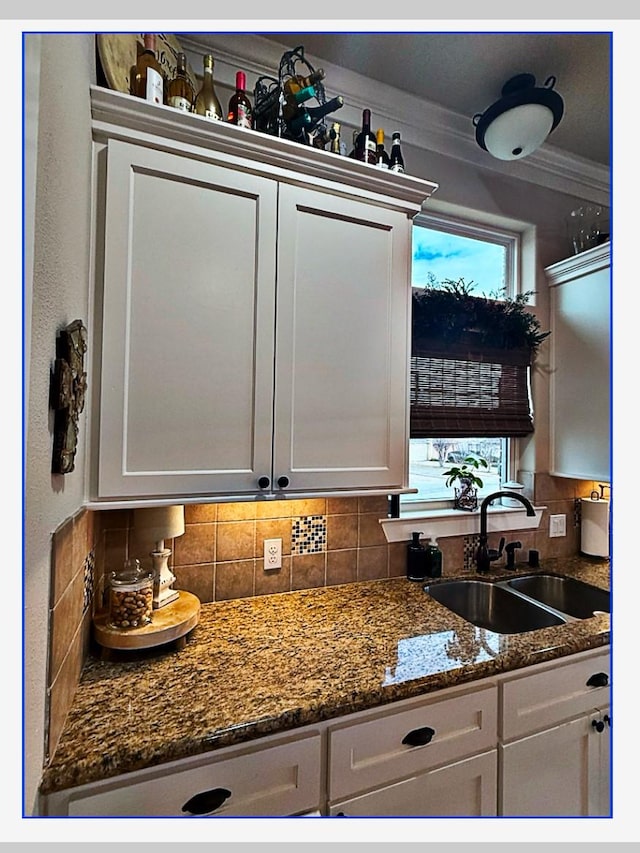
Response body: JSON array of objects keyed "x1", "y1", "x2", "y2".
[
  {"x1": 503, "y1": 574, "x2": 610, "y2": 619},
  {"x1": 424, "y1": 579, "x2": 566, "y2": 634}
]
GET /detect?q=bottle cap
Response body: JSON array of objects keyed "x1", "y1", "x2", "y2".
[
  {"x1": 376, "y1": 128, "x2": 384, "y2": 144},
  {"x1": 236, "y1": 70, "x2": 246, "y2": 90}
]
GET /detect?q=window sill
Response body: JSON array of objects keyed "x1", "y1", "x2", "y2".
[{"x1": 379, "y1": 504, "x2": 546, "y2": 543}]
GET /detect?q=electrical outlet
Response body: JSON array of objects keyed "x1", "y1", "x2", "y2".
[
  {"x1": 549, "y1": 514, "x2": 567, "y2": 538},
  {"x1": 263, "y1": 538, "x2": 282, "y2": 571}
]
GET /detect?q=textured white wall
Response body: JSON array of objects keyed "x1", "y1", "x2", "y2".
[{"x1": 24, "y1": 33, "x2": 94, "y2": 815}]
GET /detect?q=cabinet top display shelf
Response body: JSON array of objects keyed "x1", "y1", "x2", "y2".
[{"x1": 90, "y1": 85, "x2": 439, "y2": 213}]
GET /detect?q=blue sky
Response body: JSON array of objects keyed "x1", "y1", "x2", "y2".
[{"x1": 412, "y1": 227, "x2": 506, "y2": 298}]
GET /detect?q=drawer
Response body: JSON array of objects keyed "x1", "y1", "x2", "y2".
[
  {"x1": 44, "y1": 734, "x2": 322, "y2": 817},
  {"x1": 328, "y1": 684, "x2": 498, "y2": 801},
  {"x1": 500, "y1": 649, "x2": 610, "y2": 741}
]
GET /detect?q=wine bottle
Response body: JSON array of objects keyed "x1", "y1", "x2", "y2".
[
  {"x1": 227, "y1": 70, "x2": 253, "y2": 129},
  {"x1": 282, "y1": 70, "x2": 326, "y2": 122},
  {"x1": 283, "y1": 69, "x2": 325, "y2": 103},
  {"x1": 354, "y1": 109, "x2": 377, "y2": 164},
  {"x1": 287, "y1": 96, "x2": 344, "y2": 137},
  {"x1": 131, "y1": 33, "x2": 165, "y2": 105},
  {"x1": 194, "y1": 54, "x2": 223, "y2": 121},
  {"x1": 375, "y1": 128, "x2": 390, "y2": 169},
  {"x1": 389, "y1": 131, "x2": 405, "y2": 173},
  {"x1": 167, "y1": 52, "x2": 194, "y2": 113}
]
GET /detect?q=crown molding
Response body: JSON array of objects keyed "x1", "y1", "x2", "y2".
[{"x1": 180, "y1": 33, "x2": 609, "y2": 207}]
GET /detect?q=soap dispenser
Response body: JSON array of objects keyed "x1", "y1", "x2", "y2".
[
  {"x1": 426, "y1": 537, "x2": 443, "y2": 578},
  {"x1": 407, "y1": 531, "x2": 427, "y2": 581}
]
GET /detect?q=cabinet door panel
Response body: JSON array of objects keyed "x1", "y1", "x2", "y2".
[
  {"x1": 546, "y1": 244, "x2": 610, "y2": 480},
  {"x1": 98, "y1": 141, "x2": 277, "y2": 497},
  {"x1": 500, "y1": 716, "x2": 595, "y2": 816},
  {"x1": 330, "y1": 750, "x2": 497, "y2": 817},
  {"x1": 274, "y1": 184, "x2": 411, "y2": 491}
]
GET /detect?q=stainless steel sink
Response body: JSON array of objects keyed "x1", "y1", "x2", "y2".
[
  {"x1": 502, "y1": 573, "x2": 610, "y2": 619},
  {"x1": 424, "y1": 579, "x2": 566, "y2": 634}
]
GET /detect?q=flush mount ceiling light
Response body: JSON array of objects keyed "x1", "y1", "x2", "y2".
[{"x1": 473, "y1": 73, "x2": 564, "y2": 161}]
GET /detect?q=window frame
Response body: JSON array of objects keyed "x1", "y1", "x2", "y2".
[{"x1": 403, "y1": 211, "x2": 524, "y2": 510}]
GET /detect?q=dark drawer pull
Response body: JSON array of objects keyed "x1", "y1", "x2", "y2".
[
  {"x1": 586, "y1": 672, "x2": 609, "y2": 688},
  {"x1": 592, "y1": 714, "x2": 611, "y2": 733},
  {"x1": 258, "y1": 476, "x2": 270, "y2": 489},
  {"x1": 182, "y1": 787, "x2": 231, "y2": 815},
  {"x1": 402, "y1": 725, "x2": 435, "y2": 747},
  {"x1": 277, "y1": 475, "x2": 290, "y2": 489}
]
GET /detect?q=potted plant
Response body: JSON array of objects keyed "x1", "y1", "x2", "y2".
[{"x1": 442, "y1": 454, "x2": 489, "y2": 511}]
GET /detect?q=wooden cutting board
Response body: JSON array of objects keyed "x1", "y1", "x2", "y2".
[{"x1": 97, "y1": 33, "x2": 198, "y2": 97}]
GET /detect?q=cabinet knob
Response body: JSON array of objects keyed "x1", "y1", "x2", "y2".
[
  {"x1": 586, "y1": 672, "x2": 609, "y2": 688},
  {"x1": 181, "y1": 787, "x2": 231, "y2": 815},
  {"x1": 592, "y1": 718, "x2": 605, "y2": 733},
  {"x1": 257, "y1": 476, "x2": 270, "y2": 489},
  {"x1": 277, "y1": 475, "x2": 290, "y2": 489},
  {"x1": 402, "y1": 725, "x2": 435, "y2": 747}
]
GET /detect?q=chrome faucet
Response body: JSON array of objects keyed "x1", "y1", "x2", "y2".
[{"x1": 476, "y1": 491, "x2": 536, "y2": 573}]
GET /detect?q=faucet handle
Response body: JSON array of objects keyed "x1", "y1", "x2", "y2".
[
  {"x1": 488, "y1": 537, "x2": 506, "y2": 561},
  {"x1": 505, "y1": 540, "x2": 522, "y2": 569}
]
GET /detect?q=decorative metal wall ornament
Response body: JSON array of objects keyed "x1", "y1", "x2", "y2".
[{"x1": 50, "y1": 319, "x2": 88, "y2": 474}]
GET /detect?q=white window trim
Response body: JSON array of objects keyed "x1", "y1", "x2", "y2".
[{"x1": 403, "y1": 209, "x2": 531, "y2": 518}]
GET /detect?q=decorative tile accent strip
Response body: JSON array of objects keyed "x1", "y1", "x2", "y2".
[
  {"x1": 83, "y1": 549, "x2": 95, "y2": 613},
  {"x1": 463, "y1": 535, "x2": 479, "y2": 573},
  {"x1": 291, "y1": 515, "x2": 327, "y2": 555}
]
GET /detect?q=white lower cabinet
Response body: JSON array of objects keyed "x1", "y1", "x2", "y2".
[
  {"x1": 41, "y1": 731, "x2": 322, "y2": 817},
  {"x1": 498, "y1": 647, "x2": 611, "y2": 817},
  {"x1": 327, "y1": 682, "x2": 499, "y2": 817}
]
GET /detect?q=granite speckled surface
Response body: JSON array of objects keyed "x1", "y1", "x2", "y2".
[{"x1": 40, "y1": 555, "x2": 609, "y2": 796}]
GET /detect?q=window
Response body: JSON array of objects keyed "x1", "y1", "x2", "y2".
[{"x1": 406, "y1": 214, "x2": 522, "y2": 505}]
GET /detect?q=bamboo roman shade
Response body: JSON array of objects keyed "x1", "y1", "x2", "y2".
[{"x1": 410, "y1": 339, "x2": 534, "y2": 438}]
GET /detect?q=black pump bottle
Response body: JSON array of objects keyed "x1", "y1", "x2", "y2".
[{"x1": 407, "y1": 531, "x2": 427, "y2": 581}]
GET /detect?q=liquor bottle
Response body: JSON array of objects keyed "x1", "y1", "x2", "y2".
[
  {"x1": 131, "y1": 33, "x2": 165, "y2": 105},
  {"x1": 227, "y1": 70, "x2": 253, "y2": 128},
  {"x1": 329, "y1": 122, "x2": 341, "y2": 155},
  {"x1": 389, "y1": 131, "x2": 406, "y2": 173},
  {"x1": 375, "y1": 128, "x2": 390, "y2": 169},
  {"x1": 167, "y1": 52, "x2": 194, "y2": 113},
  {"x1": 354, "y1": 109, "x2": 377, "y2": 164},
  {"x1": 194, "y1": 54, "x2": 223, "y2": 121}
]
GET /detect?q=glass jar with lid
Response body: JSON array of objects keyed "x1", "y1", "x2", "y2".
[{"x1": 108, "y1": 558, "x2": 154, "y2": 630}]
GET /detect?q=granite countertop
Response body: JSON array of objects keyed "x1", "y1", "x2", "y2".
[{"x1": 40, "y1": 555, "x2": 610, "y2": 796}]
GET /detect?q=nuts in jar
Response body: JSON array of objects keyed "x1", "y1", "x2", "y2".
[{"x1": 108, "y1": 558, "x2": 153, "y2": 629}]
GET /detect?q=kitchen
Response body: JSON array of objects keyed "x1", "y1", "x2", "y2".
[{"x1": 20, "y1": 24, "x2": 619, "y2": 842}]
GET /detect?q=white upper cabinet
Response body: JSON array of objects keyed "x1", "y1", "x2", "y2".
[
  {"x1": 545, "y1": 242, "x2": 611, "y2": 482},
  {"x1": 88, "y1": 87, "x2": 437, "y2": 502}
]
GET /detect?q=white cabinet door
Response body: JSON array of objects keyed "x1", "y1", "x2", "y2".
[
  {"x1": 500, "y1": 712, "x2": 608, "y2": 817},
  {"x1": 96, "y1": 140, "x2": 278, "y2": 498},
  {"x1": 329, "y1": 750, "x2": 497, "y2": 817},
  {"x1": 588, "y1": 707, "x2": 611, "y2": 817},
  {"x1": 274, "y1": 183, "x2": 411, "y2": 492},
  {"x1": 546, "y1": 242, "x2": 610, "y2": 481}
]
